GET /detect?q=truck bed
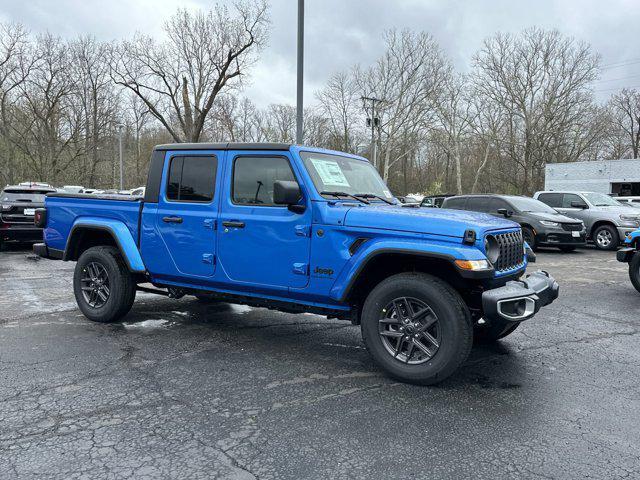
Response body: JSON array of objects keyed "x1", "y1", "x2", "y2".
[{"x1": 44, "y1": 193, "x2": 143, "y2": 253}]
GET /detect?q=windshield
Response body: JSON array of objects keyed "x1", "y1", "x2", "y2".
[
  {"x1": 300, "y1": 151, "x2": 394, "y2": 202},
  {"x1": 1, "y1": 189, "x2": 51, "y2": 203},
  {"x1": 582, "y1": 193, "x2": 622, "y2": 207},
  {"x1": 507, "y1": 196, "x2": 557, "y2": 213}
]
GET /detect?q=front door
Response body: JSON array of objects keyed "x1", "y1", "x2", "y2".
[
  {"x1": 217, "y1": 152, "x2": 311, "y2": 289},
  {"x1": 156, "y1": 153, "x2": 219, "y2": 279}
]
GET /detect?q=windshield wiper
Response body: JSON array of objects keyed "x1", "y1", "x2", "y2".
[
  {"x1": 354, "y1": 193, "x2": 395, "y2": 205},
  {"x1": 321, "y1": 191, "x2": 370, "y2": 204}
]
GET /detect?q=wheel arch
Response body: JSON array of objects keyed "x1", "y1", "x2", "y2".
[
  {"x1": 590, "y1": 220, "x2": 617, "y2": 238},
  {"x1": 64, "y1": 220, "x2": 146, "y2": 273}
]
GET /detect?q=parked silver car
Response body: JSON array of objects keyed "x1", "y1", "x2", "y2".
[{"x1": 534, "y1": 191, "x2": 640, "y2": 250}]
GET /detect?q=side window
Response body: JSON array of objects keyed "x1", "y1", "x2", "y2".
[
  {"x1": 538, "y1": 193, "x2": 562, "y2": 208},
  {"x1": 490, "y1": 198, "x2": 510, "y2": 213},
  {"x1": 443, "y1": 197, "x2": 467, "y2": 210},
  {"x1": 233, "y1": 156, "x2": 296, "y2": 206},
  {"x1": 166, "y1": 155, "x2": 217, "y2": 202},
  {"x1": 562, "y1": 193, "x2": 583, "y2": 208},
  {"x1": 466, "y1": 197, "x2": 491, "y2": 213}
]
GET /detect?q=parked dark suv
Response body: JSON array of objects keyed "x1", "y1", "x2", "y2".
[
  {"x1": 442, "y1": 194, "x2": 586, "y2": 251},
  {"x1": 1, "y1": 183, "x2": 56, "y2": 248}
]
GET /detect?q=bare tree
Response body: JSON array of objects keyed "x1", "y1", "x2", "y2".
[
  {"x1": 471, "y1": 28, "x2": 599, "y2": 193},
  {"x1": 316, "y1": 71, "x2": 362, "y2": 153},
  {"x1": 607, "y1": 88, "x2": 640, "y2": 158},
  {"x1": 111, "y1": 1, "x2": 269, "y2": 143},
  {"x1": 358, "y1": 30, "x2": 449, "y2": 182}
]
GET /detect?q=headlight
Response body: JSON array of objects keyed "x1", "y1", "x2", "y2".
[
  {"x1": 1, "y1": 204, "x2": 10, "y2": 211},
  {"x1": 539, "y1": 220, "x2": 560, "y2": 227},
  {"x1": 484, "y1": 236, "x2": 500, "y2": 265},
  {"x1": 619, "y1": 215, "x2": 640, "y2": 226}
]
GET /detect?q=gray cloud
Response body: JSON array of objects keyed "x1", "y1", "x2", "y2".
[{"x1": 1, "y1": 0, "x2": 638, "y2": 105}]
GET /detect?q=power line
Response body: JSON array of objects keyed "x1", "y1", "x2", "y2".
[
  {"x1": 601, "y1": 59, "x2": 640, "y2": 70},
  {"x1": 595, "y1": 73, "x2": 640, "y2": 84}
]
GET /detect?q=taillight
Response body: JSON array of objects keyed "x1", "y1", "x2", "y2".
[{"x1": 34, "y1": 208, "x2": 47, "y2": 228}]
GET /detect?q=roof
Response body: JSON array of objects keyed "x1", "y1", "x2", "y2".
[{"x1": 153, "y1": 142, "x2": 292, "y2": 152}]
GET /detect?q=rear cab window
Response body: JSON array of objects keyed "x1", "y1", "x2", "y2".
[{"x1": 166, "y1": 155, "x2": 217, "y2": 202}]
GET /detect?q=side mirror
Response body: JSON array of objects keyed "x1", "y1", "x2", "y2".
[
  {"x1": 273, "y1": 180, "x2": 305, "y2": 213},
  {"x1": 570, "y1": 201, "x2": 587, "y2": 209},
  {"x1": 497, "y1": 208, "x2": 512, "y2": 217}
]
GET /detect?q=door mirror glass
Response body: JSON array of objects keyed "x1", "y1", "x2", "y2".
[{"x1": 497, "y1": 208, "x2": 512, "y2": 217}]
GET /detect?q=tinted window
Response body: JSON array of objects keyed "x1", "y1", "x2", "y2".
[
  {"x1": 562, "y1": 193, "x2": 583, "y2": 208},
  {"x1": 443, "y1": 197, "x2": 467, "y2": 210},
  {"x1": 166, "y1": 156, "x2": 217, "y2": 202},
  {"x1": 537, "y1": 193, "x2": 562, "y2": 208},
  {"x1": 1, "y1": 189, "x2": 52, "y2": 203},
  {"x1": 466, "y1": 197, "x2": 492, "y2": 213},
  {"x1": 233, "y1": 156, "x2": 296, "y2": 206}
]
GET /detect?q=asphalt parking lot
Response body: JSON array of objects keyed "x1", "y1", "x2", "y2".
[{"x1": 1, "y1": 245, "x2": 639, "y2": 479}]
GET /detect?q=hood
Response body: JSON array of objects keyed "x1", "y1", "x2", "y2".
[
  {"x1": 343, "y1": 205, "x2": 518, "y2": 238},
  {"x1": 528, "y1": 211, "x2": 582, "y2": 223}
]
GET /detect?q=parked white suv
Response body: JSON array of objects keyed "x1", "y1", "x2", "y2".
[{"x1": 534, "y1": 191, "x2": 640, "y2": 250}]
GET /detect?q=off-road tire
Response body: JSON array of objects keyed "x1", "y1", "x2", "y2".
[
  {"x1": 522, "y1": 226, "x2": 537, "y2": 251},
  {"x1": 474, "y1": 320, "x2": 520, "y2": 344},
  {"x1": 628, "y1": 252, "x2": 640, "y2": 293},
  {"x1": 73, "y1": 246, "x2": 136, "y2": 323},
  {"x1": 593, "y1": 224, "x2": 619, "y2": 251},
  {"x1": 361, "y1": 272, "x2": 473, "y2": 385}
]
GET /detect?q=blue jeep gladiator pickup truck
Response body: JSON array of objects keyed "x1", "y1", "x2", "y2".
[{"x1": 33, "y1": 143, "x2": 559, "y2": 384}]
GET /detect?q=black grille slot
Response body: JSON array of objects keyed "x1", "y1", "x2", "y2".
[
  {"x1": 488, "y1": 230, "x2": 525, "y2": 272},
  {"x1": 561, "y1": 223, "x2": 582, "y2": 232}
]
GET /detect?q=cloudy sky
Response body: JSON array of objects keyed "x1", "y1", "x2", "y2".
[{"x1": 1, "y1": 0, "x2": 639, "y2": 106}]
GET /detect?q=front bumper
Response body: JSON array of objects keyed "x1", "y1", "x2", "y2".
[
  {"x1": 617, "y1": 247, "x2": 635, "y2": 263},
  {"x1": 537, "y1": 231, "x2": 586, "y2": 246},
  {"x1": 482, "y1": 270, "x2": 559, "y2": 323}
]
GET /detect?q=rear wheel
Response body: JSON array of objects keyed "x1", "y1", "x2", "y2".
[
  {"x1": 628, "y1": 252, "x2": 640, "y2": 293},
  {"x1": 73, "y1": 246, "x2": 136, "y2": 323},
  {"x1": 361, "y1": 272, "x2": 472, "y2": 385},
  {"x1": 593, "y1": 225, "x2": 618, "y2": 251},
  {"x1": 522, "y1": 226, "x2": 537, "y2": 251},
  {"x1": 474, "y1": 320, "x2": 520, "y2": 344},
  {"x1": 559, "y1": 245, "x2": 576, "y2": 253}
]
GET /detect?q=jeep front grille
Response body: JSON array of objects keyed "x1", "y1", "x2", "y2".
[{"x1": 488, "y1": 230, "x2": 525, "y2": 272}]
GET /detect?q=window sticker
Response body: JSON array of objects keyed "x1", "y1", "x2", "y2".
[
  {"x1": 310, "y1": 158, "x2": 350, "y2": 187},
  {"x1": 382, "y1": 189, "x2": 393, "y2": 198}
]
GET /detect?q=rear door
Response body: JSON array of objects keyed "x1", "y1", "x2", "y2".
[{"x1": 155, "y1": 153, "x2": 220, "y2": 278}]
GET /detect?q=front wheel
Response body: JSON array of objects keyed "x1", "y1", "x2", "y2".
[
  {"x1": 593, "y1": 225, "x2": 619, "y2": 251},
  {"x1": 628, "y1": 252, "x2": 640, "y2": 293},
  {"x1": 361, "y1": 272, "x2": 472, "y2": 385},
  {"x1": 73, "y1": 246, "x2": 136, "y2": 323},
  {"x1": 522, "y1": 227, "x2": 537, "y2": 252}
]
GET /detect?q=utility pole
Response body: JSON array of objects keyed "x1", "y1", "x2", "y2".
[
  {"x1": 362, "y1": 96, "x2": 382, "y2": 169},
  {"x1": 295, "y1": 0, "x2": 304, "y2": 144},
  {"x1": 118, "y1": 124, "x2": 124, "y2": 190}
]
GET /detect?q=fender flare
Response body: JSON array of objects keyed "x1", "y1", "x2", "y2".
[
  {"x1": 64, "y1": 217, "x2": 146, "y2": 273},
  {"x1": 329, "y1": 238, "x2": 492, "y2": 303}
]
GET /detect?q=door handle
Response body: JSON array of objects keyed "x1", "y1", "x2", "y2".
[
  {"x1": 222, "y1": 221, "x2": 245, "y2": 229},
  {"x1": 163, "y1": 216, "x2": 183, "y2": 224}
]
